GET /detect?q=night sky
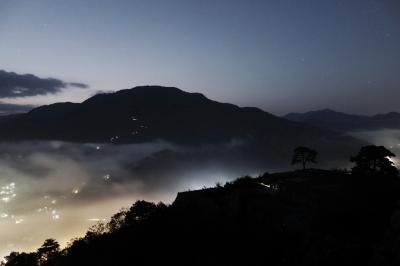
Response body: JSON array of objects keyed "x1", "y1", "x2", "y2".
[
  {"x1": 1, "y1": 0, "x2": 400, "y2": 259},
  {"x1": 0, "y1": 0, "x2": 399, "y2": 115}
]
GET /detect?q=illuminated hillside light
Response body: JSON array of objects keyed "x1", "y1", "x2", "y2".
[
  {"x1": 87, "y1": 218, "x2": 106, "y2": 222},
  {"x1": 387, "y1": 156, "x2": 399, "y2": 167}
]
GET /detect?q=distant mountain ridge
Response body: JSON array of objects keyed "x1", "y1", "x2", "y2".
[
  {"x1": 0, "y1": 86, "x2": 329, "y2": 144},
  {"x1": 284, "y1": 109, "x2": 400, "y2": 132},
  {"x1": 0, "y1": 86, "x2": 365, "y2": 166}
]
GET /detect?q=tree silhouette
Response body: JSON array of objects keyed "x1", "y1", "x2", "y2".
[
  {"x1": 36, "y1": 239, "x2": 60, "y2": 265},
  {"x1": 125, "y1": 201, "x2": 166, "y2": 226},
  {"x1": 291, "y1": 146, "x2": 318, "y2": 170},
  {"x1": 107, "y1": 208, "x2": 128, "y2": 232},
  {"x1": 3, "y1": 252, "x2": 37, "y2": 266},
  {"x1": 351, "y1": 145, "x2": 398, "y2": 176}
]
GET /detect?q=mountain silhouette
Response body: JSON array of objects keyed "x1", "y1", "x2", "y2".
[
  {"x1": 284, "y1": 109, "x2": 400, "y2": 132},
  {"x1": 0, "y1": 86, "x2": 364, "y2": 165}
]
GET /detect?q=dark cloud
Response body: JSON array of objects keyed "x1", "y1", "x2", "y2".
[
  {"x1": 0, "y1": 70, "x2": 88, "y2": 98},
  {"x1": 0, "y1": 103, "x2": 34, "y2": 115},
  {"x1": 67, "y1": 82, "x2": 89, "y2": 89}
]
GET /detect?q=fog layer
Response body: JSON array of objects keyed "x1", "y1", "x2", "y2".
[{"x1": 0, "y1": 140, "x2": 266, "y2": 258}]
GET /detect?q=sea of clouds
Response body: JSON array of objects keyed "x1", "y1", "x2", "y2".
[{"x1": 0, "y1": 140, "x2": 266, "y2": 258}]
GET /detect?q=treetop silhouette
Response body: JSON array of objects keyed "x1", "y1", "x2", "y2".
[
  {"x1": 351, "y1": 145, "x2": 398, "y2": 176},
  {"x1": 291, "y1": 146, "x2": 318, "y2": 170}
]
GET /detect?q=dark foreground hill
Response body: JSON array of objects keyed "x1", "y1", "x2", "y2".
[
  {"x1": 5, "y1": 170, "x2": 400, "y2": 266},
  {"x1": 285, "y1": 109, "x2": 400, "y2": 132},
  {"x1": 0, "y1": 86, "x2": 365, "y2": 167}
]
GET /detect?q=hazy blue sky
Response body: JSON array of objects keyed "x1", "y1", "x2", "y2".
[{"x1": 0, "y1": 0, "x2": 399, "y2": 115}]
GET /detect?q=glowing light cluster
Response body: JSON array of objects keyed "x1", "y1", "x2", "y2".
[
  {"x1": 0, "y1": 213, "x2": 24, "y2": 224},
  {"x1": 0, "y1": 183, "x2": 16, "y2": 203},
  {"x1": 110, "y1": 136, "x2": 119, "y2": 142},
  {"x1": 13, "y1": 217, "x2": 23, "y2": 224},
  {"x1": 51, "y1": 210, "x2": 60, "y2": 220},
  {"x1": 36, "y1": 195, "x2": 62, "y2": 221}
]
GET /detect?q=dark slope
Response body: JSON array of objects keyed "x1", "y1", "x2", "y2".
[
  {"x1": 0, "y1": 86, "x2": 335, "y2": 143},
  {"x1": 5, "y1": 170, "x2": 400, "y2": 266},
  {"x1": 0, "y1": 86, "x2": 365, "y2": 166},
  {"x1": 285, "y1": 109, "x2": 400, "y2": 132}
]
